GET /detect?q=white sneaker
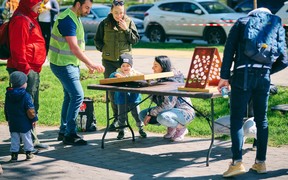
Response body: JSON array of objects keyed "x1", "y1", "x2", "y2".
[
  {"x1": 163, "y1": 127, "x2": 177, "y2": 139},
  {"x1": 171, "y1": 127, "x2": 188, "y2": 142}
]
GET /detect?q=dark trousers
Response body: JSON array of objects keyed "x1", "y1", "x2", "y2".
[
  {"x1": 102, "y1": 59, "x2": 121, "y2": 123},
  {"x1": 39, "y1": 21, "x2": 51, "y2": 55},
  {"x1": 230, "y1": 68, "x2": 270, "y2": 161}
]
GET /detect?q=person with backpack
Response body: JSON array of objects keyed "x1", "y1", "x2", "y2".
[
  {"x1": 217, "y1": 8, "x2": 288, "y2": 177},
  {"x1": 6, "y1": 0, "x2": 49, "y2": 150}
]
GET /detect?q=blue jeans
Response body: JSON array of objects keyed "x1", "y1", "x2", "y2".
[
  {"x1": 139, "y1": 107, "x2": 192, "y2": 127},
  {"x1": 230, "y1": 68, "x2": 270, "y2": 162},
  {"x1": 50, "y1": 63, "x2": 84, "y2": 136}
]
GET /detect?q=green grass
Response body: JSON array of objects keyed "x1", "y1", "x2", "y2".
[
  {"x1": 0, "y1": 62, "x2": 288, "y2": 147},
  {"x1": 133, "y1": 41, "x2": 225, "y2": 52},
  {"x1": 86, "y1": 39, "x2": 225, "y2": 52}
]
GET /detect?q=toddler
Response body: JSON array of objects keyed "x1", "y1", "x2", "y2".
[
  {"x1": 4, "y1": 71, "x2": 38, "y2": 162},
  {"x1": 109, "y1": 53, "x2": 147, "y2": 139}
]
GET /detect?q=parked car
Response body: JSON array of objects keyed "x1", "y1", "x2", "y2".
[
  {"x1": 276, "y1": 1, "x2": 288, "y2": 46},
  {"x1": 234, "y1": 0, "x2": 286, "y2": 14},
  {"x1": 126, "y1": 4, "x2": 153, "y2": 20},
  {"x1": 144, "y1": 0, "x2": 245, "y2": 44},
  {"x1": 59, "y1": 4, "x2": 144, "y2": 43}
]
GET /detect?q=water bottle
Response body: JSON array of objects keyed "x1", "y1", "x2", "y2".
[
  {"x1": 221, "y1": 86, "x2": 229, "y2": 99},
  {"x1": 82, "y1": 115, "x2": 87, "y2": 132}
]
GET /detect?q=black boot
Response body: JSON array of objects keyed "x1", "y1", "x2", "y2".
[
  {"x1": 10, "y1": 152, "x2": 18, "y2": 162},
  {"x1": 26, "y1": 151, "x2": 34, "y2": 161}
]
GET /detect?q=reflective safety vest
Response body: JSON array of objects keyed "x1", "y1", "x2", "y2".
[{"x1": 48, "y1": 8, "x2": 85, "y2": 66}]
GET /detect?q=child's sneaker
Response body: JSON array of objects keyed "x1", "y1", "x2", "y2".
[
  {"x1": 251, "y1": 162, "x2": 267, "y2": 174},
  {"x1": 139, "y1": 129, "x2": 147, "y2": 138},
  {"x1": 117, "y1": 130, "x2": 125, "y2": 140},
  {"x1": 26, "y1": 151, "x2": 34, "y2": 161},
  {"x1": 223, "y1": 161, "x2": 246, "y2": 177},
  {"x1": 10, "y1": 152, "x2": 18, "y2": 162},
  {"x1": 171, "y1": 127, "x2": 188, "y2": 142},
  {"x1": 163, "y1": 127, "x2": 176, "y2": 139}
]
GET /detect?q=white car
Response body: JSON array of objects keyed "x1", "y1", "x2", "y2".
[
  {"x1": 144, "y1": 0, "x2": 245, "y2": 44},
  {"x1": 275, "y1": 1, "x2": 288, "y2": 45}
]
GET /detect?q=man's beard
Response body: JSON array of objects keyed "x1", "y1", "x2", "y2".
[{"x1": 80, "y1": 12, "x2": 88, "y2": 17}]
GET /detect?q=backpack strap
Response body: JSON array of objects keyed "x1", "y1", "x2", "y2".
[{"x1": 14, "y1": 13, "x2": 35, "y2": 32}]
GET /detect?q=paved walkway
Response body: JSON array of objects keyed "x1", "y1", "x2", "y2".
[{"x1": 1, "y1": 123, "x2": 288, "y2": 179}]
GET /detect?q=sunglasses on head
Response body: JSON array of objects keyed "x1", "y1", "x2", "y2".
[{"x1": 113, "y1": 0, "x2": 124, "y2": 6}]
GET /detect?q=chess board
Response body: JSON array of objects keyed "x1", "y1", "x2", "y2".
[{"x1": 99, "y1": 72, "x2": 174, "y2": 85}]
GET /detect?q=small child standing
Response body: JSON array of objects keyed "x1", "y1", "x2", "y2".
[
  {"x1": 109, "y1": 53, "x2": 147, "y2": 139},
  {"x1": 4, "y1": 71, "x2": 38, "y2": 162}
]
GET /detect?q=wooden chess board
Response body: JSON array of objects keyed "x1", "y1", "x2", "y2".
[{"x1": 99, "y1": 72, "x2": 174, "y2": 85}]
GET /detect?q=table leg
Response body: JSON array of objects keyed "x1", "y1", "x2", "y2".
[
  {"x1": 101, "y1": 91, "x2": 110, "y2": 149},
  {"x1": 124, "y1": 93, "x2": 135, "y2": 141},
  {"x1": 206, "y1": 98, "x2": 215, "y2": 166},
  {"x1": 179, "y1": 97, "x2": 214, "y2": 166}
]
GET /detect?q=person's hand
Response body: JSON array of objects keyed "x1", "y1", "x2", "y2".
[
  {"x1": 118, "y1": 18, "x2": 128, "y2": 31},
  {"x1": 89, "y1": 63, "x2": 105, "y2": 73},
  {"x1": 32, "y1": 122, "x2": 36, "y2": 128},
  {"x1": 115, "y1": 73, "x2": 125, "y2": 78},
  {"x1": 217, "y1": 79, "x2": 230, "y2": 93},
  {"x1": 144, "y1": 115, "x2": 151, "y2": 126}
]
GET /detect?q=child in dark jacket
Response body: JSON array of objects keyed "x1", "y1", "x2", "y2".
[
  {"x1": 4, "y1": 71, "x2": 38, "y2": 162},
  {"x1": 109, "y1": 53, "x2": 147, "y2": 139}
]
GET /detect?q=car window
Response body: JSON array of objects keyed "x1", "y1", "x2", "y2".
[
  {"x1": 199, "y1": 1, "x2": 235, "y2": 14},
  {"x1": 159, "y1": 2, "x2": 197, "y2": 13},
  {"x1": 235, "y1": 1, "x2": 252, "y2": 12},
  {"x1": 159, "y1": 2, "x2": 178, "y2": 12},
  {"x1": 183, "y1": 3, "x2": 200, "y2": 14},
  {"x1": 127, "y1": 7, "x2": 136, "y2": 12},
  {"x1": 140, "y1": 6, "x2": 151, "y2": 11},
  {"x1": 92, "y1": 7, "x2": 110, "y2": 18}
]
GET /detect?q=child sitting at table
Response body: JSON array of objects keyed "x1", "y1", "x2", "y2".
[{"x1": 109, "y1": 53, "x2": 147, "y2": 139}]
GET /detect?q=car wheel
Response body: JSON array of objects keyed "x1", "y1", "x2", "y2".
[
  {"x1": 181, "y1": 40, "x2": 193, "y2": 43},
  {"x1": 205, "y1": 27, "x2": 226, "y2": 45},
  {"x1": 148, "y1": 26, "x2": 165, "y2": 43}
]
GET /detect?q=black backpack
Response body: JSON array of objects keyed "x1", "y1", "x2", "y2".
[
  {"x1": 76, "y1": 97, "x2": 97, "y2": 132},
  {"x1": 0, "y1": 14, "x2": 34, "y2": 60}
]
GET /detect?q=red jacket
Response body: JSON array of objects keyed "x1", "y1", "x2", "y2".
[{"x1": 7, "y1": 1, "x2": 46, "y2": 75}]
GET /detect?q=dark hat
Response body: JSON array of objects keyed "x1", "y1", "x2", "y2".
[
  {"x1": 9, "y1": 71, "x2": 28, "y2": 88},
  {"x1": 119, "y1": 53, "x2": 133, "y2": 67}
]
